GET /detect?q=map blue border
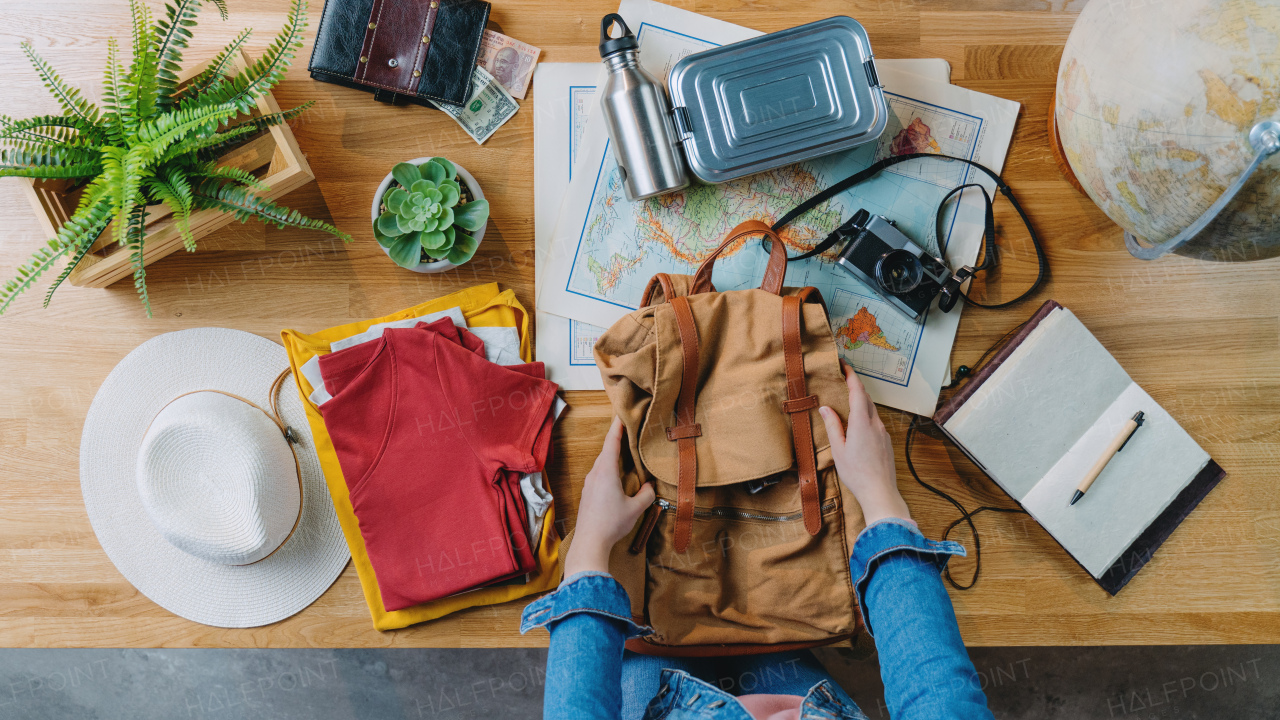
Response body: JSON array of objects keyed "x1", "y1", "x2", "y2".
[
  {"x1": 569, "y1": 85, "x2": 602, "y2": 367},
  {"x1": 568, "y1": 85, "x2": 594, "y2": 176},
  {"x1": 568, "y1": 319, "x2": 597, "y2": 365},
  {"x1": 830, "y1": 285, "x2": 923, "y2": 385}
]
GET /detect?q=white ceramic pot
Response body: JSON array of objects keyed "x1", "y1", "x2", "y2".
[{"x1": 371, "y1": 157, "x2": 486, "y2": 273}]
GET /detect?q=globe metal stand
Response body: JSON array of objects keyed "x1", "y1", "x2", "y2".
[{"x1": 1123, "y1": 120, "x2": 1280, "y2": 261}]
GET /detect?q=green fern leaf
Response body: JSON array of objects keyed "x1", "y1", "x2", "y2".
[
  {"x1": 101, "y1": 37, "x2": 127, "y2": 144},
  {"x1": 175, "y1": 27, "x2": 251, "y2": 104},
  {"x1": 168, "y1": 167, "x2": 197, "y2": 250},
  {"x1": 153, "y1": 0, "x2": 206, "y2": 110},
  {"x1": 0, "y1": 114, "x2": 99, "y2": 146},
  {"x1": 0, "y1": 146, "x2": 101, "y2": 178},
  {"x1": 194, "y1": 163, "x2": 271, "y2": 193},
  {"x1": 125, "y1": 204, "x2": 152, "y2": 317},
  {"x1": 20, "y1": 43, "x2": 101, "y2": 125},
  {"x1": 199, "y1": 0, "x2": 307, "y2": 114},
  {"x1": 145, "y1": 173, "x2": 196, "y2": 250},
  {"x1": 182, "y1": 102, "x2": 312, "y2": 162},
  {"x1": 0, "y1": 243, "x2": 68, "y2": 315},
  {"x1": 74, "y1": 176, "x2": 112, "y2": 214},
  {"x1": 0, "y1": 134, "x2": 98, "y2": 158},
  {"x1": 136, "y1": 101, "x2": 237, "y2": 149},
  {"x1": 42, "y1": 237, "x2": 95, "y2": 308},
  {"x1": 126, "y1": 0, "x2": 160, "y2": 124},
  {"x1": 193, "y1": 181, "x2": 351, "y2": 242},
  {"x1": 221, "y1": 101, "x2": 312, "y2": 137},
  {"x1": 96, "y1": 146, "x2": 133, "y2": 245},
  {"x1": 163, "y1": 123, "x2": 259, "y2": 164},
  {"x1": 0, "y1": 197, "x2": 112, "y2": 315}
]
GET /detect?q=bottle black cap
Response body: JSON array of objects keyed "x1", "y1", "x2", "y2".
[{"x1": 600, "y1": 13, "x2": 638, "y2": 58}]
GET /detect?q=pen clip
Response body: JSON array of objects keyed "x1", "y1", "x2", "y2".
[{"x1": 1116, "y1": 411, "x2": 1145, "y2": 452}]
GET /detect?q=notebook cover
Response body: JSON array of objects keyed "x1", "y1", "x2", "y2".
[
  {"x1": 934, "y1": 300, "x2": 1227, "y2": 595},
  {"x1": 1093, "y1": 459, "x2": 1226, "y2": 595}
]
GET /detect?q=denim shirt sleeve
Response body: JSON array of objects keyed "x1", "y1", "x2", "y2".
[
  {"x1": 850, "y1": 519, "x2": 995, "y2": 720},
  {"x1": 520, "y1": 572, "x2": 651, "y2": 720}
]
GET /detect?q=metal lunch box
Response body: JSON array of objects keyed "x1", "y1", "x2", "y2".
[{"x1": 668, "y1": 16, "x2": 888, "y2": 184}]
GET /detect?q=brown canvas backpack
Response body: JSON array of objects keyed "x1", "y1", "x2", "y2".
[{"x1": 593, "y1": 219, "x2": 867, "y2": 655}]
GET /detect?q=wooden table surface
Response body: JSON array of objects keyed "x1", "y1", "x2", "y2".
[{"x1": 2, "y1": 0, "x2": 1277, "y2": 648}]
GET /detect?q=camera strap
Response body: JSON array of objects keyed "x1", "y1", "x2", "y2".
[
  {"x1": 771, "y1": 152, "x2": 1048, "y2": 310},
  {"x1": 772, "y1": 153, "x2": 1050, "y2": 590}
]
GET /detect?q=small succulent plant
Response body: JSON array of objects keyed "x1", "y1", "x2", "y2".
[{"x1": 374, "y1": 158, "x2": 489, "y2": 268}]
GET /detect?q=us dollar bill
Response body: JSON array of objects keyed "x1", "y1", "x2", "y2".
[
  {"x1": 477, "y1": 29, "x2": 541, "y2": 99},
  {"x1": 439, "y1": 65, "x2": 519, "y2": 145}
]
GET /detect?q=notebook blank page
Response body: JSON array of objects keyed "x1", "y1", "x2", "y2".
[
  {"x1": 1020, "y1": 381, "x2": 1210, "y2": 577},
  {"x1": 942, "y1": 308, "x2": 1132, "y2": 499}
]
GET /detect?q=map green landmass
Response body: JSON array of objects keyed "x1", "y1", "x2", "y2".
[{"x1": 581, "y1": 164, "x2": 844, "y2": 290}]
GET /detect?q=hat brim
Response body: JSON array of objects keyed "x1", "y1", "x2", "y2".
[{"x1": 81, "y1": 328, "x2": 349, "y2": 628}]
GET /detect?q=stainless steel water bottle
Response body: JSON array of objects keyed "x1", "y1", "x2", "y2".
[{"x1": 598, "y1": 13, "x2": 689, "y2": 201}]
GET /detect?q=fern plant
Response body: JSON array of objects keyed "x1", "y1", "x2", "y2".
[{"x1": 0, "y1": 0, "x2": 350, "y2": 317}]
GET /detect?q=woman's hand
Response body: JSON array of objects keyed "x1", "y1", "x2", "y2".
[
  {"x1": 563, "y1": 417, "x2": 656, "y2": 578},
  {"x1": 819, "y1": 363, "x2": 912, "y2": 526}
]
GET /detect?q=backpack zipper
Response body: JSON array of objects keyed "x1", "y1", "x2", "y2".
[{"x1": 653, "y1": 497, "x2": 836, "y2": 523}]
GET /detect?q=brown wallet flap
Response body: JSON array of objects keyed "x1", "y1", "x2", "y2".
[{"x1": 355, "y1": 0, "x2": 439, "y2": 94}]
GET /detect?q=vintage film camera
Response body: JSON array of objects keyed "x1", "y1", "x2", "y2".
[{"x1": 833, "y1": 209, "x2": 970, "y2": 322}]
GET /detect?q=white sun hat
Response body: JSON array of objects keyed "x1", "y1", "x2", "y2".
[{"x1": 81, "y1": 328, "x2": 349, "y2": 628}]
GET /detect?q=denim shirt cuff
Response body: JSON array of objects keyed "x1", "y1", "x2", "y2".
[
  {"x1": 850, "y1": 519, "x2": 966, "y2": 637},
  {"x1": 519, "y1": 572, "x2": 652, "y2": 638}
]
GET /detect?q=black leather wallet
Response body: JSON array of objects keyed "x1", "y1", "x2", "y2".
[{"x1": 309, "y1": 0, "x2": 491, "y2": 108}]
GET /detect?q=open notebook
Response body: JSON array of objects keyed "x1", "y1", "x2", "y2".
[{"x1": 934, "y1": 300, "x2": 1226, "y2": 594}]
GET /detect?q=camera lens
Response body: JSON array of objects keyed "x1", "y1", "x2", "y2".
[{"x1": 875, "y1": 249, "x2": 925, "y2": 294}]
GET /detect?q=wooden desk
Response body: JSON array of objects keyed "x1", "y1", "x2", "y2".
[{"x1": 1, "y1": 0, "x2": 1276, "y2": 648}]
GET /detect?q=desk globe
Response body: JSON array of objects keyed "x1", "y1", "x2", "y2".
[{"x1": 1052, "y1": 0, "x2": 1280, "y2": 261}]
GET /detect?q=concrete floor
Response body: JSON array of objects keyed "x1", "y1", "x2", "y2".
[{"x1": 0, "y1": 646, "x2": 1276, "y2": 719}]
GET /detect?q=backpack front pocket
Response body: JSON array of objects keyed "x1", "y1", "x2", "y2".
[{"x1": 642, "y1": 472, "x2": 856, "y2": 648}]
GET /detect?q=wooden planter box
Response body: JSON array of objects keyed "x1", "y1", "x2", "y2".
[{"x1": 21, "y1": 50, "x2": 314, "y2": 288}]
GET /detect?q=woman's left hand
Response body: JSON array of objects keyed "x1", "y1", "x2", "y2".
[{"x1": 564, "y1": 417, "x2": 655, "y2": 577}]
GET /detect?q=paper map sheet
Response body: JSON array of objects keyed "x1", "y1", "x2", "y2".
[
  {"x1": 534, "y1": 63, "x2": 608, "y2": 390},
  {"x1": 538, "y1": 0, "x2": 1017, "y2": 414}
]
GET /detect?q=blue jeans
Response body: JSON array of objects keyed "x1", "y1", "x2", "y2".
[{"x1": 520, "y1": 519, "x2": 994, "y2": 720}]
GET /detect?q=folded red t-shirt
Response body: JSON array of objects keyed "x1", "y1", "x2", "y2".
[
  {"x1": 318, "y1": 322, "x2": 558, "y2": 610},
  {"x1": 412, "y1": 319, "x2": 550, "y2": 581}
]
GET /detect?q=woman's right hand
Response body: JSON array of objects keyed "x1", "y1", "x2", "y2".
[
  {"x1": 819, "y1": 363, "x2": 912, "y2": 526},
  {"x1": 563, "y1": 417, "x2": 655, "y2": 578}
]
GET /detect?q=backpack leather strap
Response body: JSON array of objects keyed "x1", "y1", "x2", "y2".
[
  {"x1": 641, "y1": 273, "x2": 677, "y2": 307},
  {"x1": 690, "y1": 220, "x2": 790, "y2": 295},
  {"x1": 667, "y1": 294, "x2": 702, "y2": 553},
  {"x1": 782, "y1": 292, "x2": 822, "y2": 536}
]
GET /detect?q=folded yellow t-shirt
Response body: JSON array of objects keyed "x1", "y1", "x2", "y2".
[{"x1": 281, "y1": 283, "x2": 562, "y2": 630}]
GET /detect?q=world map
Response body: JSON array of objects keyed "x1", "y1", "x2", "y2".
[{"x1": 565, "y1": 93, "x2": 985, "y2": 386}]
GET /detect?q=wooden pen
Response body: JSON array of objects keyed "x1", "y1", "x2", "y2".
[{"x1": 1070, "y1": 411, "x2": 1145, "y2": 506}]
